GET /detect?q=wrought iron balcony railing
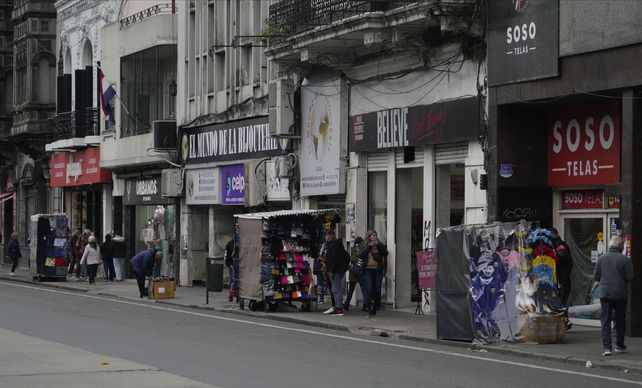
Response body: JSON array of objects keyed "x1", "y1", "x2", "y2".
[
  {"x1": 268, "y1": 0, "x2": 413, "y2": 41},
  {"x1": 120, "y1": 3, "x2": 177, "y2": 29},
  {"x1": 49, "y1": 108, "x2": 100, "y2": 141}
]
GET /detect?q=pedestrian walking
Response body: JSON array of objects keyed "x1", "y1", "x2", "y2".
[
  {"x1": 75, "y1": 229, "x2": 91, "y2": 280},
  {"x1": 111, "y1": 234, "x2": 127, "y2": 281},
  {"x1": 67, "y1": 229, "x2": 81, "y2": 280},
  {"x1": 550, "y1": 228, "x2": 573, "y2": 306},
  {"x1": 359, "y1": 230, "x2": 388, "y2": 318},
  {"x1": 6, "y1": 232, "x2": 21, "y2": 276},
  {"x1": 130, "y1": 247, "x2": 162, "y2": 299},
  {"x1": 324, "y1": 231, "x2": 350, "y2": 317},
  {"x1": 225, "y1": 226, "x2": 240, "y2": 302},
  {"x1": 594, "y1": 236, "x2": 634, "y2": 356},
  {"x1": 101, "y1": 234, "x2": 116, "y2": 281},
  {"x1": 80, "y1": 235, "x2": 102, "y2": 285},
  {"x1": 344, "y1": 236, "x2": 364, "y2": 311}
]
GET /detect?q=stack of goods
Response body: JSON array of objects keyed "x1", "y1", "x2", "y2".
[
  {"x1": 39, "y1": 215, "x2": 69, "y2": 277},
  {"x1": 149, "y1": 275, "x2": 175, "y2": 299}
]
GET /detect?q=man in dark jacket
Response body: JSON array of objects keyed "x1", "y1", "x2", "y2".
[
  {"x1": 67, "y1": 229, "x2": 81, "y2": 279},
  {"x1": 7, "y1": 232, "x2": 21, "y2": 276},
  {"x1": 594, "y1": 236, "x2": 634, "y2": 356},
  {"x1": 130, "y1": 247, "x2": 162, "y2": 298},
  {"x1": 324, "y1": 231, "x2": 349, "y2": 316}
]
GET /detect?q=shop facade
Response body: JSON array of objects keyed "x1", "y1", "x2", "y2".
[
  {"x1": 50, "y1": 147, "x2": 112, "y2": 236},
  {"x1": 486, "y1": 0, "x2": 642, "y2": 334},
  {"x1": 178, "y1": 116, "x2": 288, "y2": 286}
]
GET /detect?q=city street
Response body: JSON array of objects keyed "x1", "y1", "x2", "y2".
[{"x1": 1, "y1": 281, "x2": 641, "y2": 388}]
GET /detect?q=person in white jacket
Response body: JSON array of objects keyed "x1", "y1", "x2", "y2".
[{"x1": 80, "y1": 235, "x2": 102, "y2": 285}]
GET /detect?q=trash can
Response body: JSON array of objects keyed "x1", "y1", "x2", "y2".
[{"x1": 206, "y1": 256, "x2": 224, "y2": 292}]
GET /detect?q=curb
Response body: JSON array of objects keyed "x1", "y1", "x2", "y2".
[{"x1": 3, "y1": 275, "x2": 641, "y2": 376}]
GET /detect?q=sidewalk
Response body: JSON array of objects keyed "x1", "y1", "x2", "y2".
[{"x1": 1, "y1": 264, "x2": 641, "y2": 374}]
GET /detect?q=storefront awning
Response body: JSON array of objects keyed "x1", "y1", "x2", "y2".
[
  {"x1": 235, "y1": 208, "x2": 340, "y2": 220},
  {"x1": 0, "y1": 192, "x2": 14, "y2": 205}
]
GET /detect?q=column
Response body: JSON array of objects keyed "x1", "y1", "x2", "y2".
[{"x1": 422, "y1": 146, "x2": 436, "y2": 312}]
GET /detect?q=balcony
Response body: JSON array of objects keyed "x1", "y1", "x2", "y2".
[
  {"x1": 120, "y1": 3, "x2": 177, "y2": 29},
  {"x1": 46, "y1": 108, "x2": 100, "y2": 151},
  {"x1": 266, "y1": 0, "x2": 477, "y2": 66}
]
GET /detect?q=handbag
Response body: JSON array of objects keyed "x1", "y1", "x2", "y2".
[{"x1": 350, "y1": 256, "x2": 364, "y2": 276}]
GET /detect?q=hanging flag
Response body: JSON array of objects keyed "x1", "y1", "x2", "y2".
[{"x1": 98, "y1": 68, "x2": 116, "y2": 125}]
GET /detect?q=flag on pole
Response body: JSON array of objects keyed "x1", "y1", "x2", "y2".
[{"x1": 98, "y1": 68, "x2": 116, "y2": 125}]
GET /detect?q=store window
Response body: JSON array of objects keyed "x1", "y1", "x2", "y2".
[
  {"x1": 368, "y1": 171, "x2": 387, "y2": 244},
  {"x1": 436, "y1": 163, "x2": 465, "y2": 228},
  {"x1": 134, "y1": 205, "x2": 176, "y2": 277}
]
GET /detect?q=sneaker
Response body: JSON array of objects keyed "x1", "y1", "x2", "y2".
[
  {"x1": 602, "y1": 349, "x2": 612, "y2": 356},
  {"x1": 330, "y1": 309, "x2": 344, "y2": 317},
  {"x1": 318, "y1": 299, "x2": 326, "y2": 305},
  {"x1": 367, "y1": 313, "x2": 373, "y2": 318},
  {"x1": 344, "y1": 304, "x2": 350, "y2": 311},
  {"x1": 615, "y1": 345, "x2": 627, "y2": 353},
  {"x1": 9, "y1": 272, "x2": 15, "y2": 276},
  {"x1": 323, "y1": 307, "x2": 335, "y2": 314}
]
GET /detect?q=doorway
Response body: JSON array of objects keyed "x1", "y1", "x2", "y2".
[{"x1": 395, "y1": 167, "x2": 423, "y2": 307}]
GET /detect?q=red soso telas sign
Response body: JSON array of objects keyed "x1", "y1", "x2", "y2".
[{"x1": 548, "y1": 103, "x2": 621, "y2": 187}]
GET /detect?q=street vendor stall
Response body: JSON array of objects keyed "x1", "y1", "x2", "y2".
[
  {"x1": 29, "y1": 214, "x2": 69, "y2": 282},
  {"x1": 235, "y1": 209, "x2": 340, "y2": 312}
]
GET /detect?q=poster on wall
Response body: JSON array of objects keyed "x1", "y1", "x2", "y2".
[
  {"x1": 548, "y1": 102, "x2": 620, "y2": 187},
  {"x1": 266, "y1": 160, "x2": 290, "y2": 201},
  {"x1": 185, "y1": 168, "x2": 220, "y2": 205},
  {"x1": 487, "y1": 0, "x2": 559, "y2": 86},
  {"x1": 220, "y1": 164, "x2": 245, "y2": 205},
  {"x1": 300, "y1": 79, "x2": 342, "y2": 196}
]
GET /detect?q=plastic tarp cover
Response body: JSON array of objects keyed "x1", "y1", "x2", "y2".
[
  {"x1": 238, "y1": 218, "x2": 263, "y2": 300},
  {"x1": 435, "y1": 227, "x2": 474, "y2": 341},
  {"x1": 566, "y1": 236, "x2": 597, "y2": 306}
]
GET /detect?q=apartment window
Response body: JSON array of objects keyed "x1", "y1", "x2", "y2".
[
  {"x1": 120, "y1": 45, "x2": 177, "y2": 137},
  {"x1": 40, "y1": 20, "x2": 49, "y2": 32},
  {"x1": 31, "y1": 20, "x2": 38, "y2": 32},
  {"x1": 215, "y1": 52, "x2": 225, "y2": 92},
  {"x1": 37, "y1": 57, "x2": 53, "y2": 104}
]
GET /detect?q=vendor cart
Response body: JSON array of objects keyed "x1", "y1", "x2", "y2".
[
  {"x1": 236, "y1": 209, "x2": 340, "y2": 313},
  {"x1": 30, "y1": 214, "x2": 69, "y2": 282}
]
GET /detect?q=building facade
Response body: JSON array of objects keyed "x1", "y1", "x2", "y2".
[
  {"x1": 45, "y1": 0, "x2": 117, "y2": 238},
  {"x1": 486, "y1": 0, "x2": 642, "y2": 334},
  {"x1": 10, "y1": 0, "x2": 56, "y2": 262},
  {"x1": 176, "y1": 0, "x2": 288, "y2": 286},
  {"x1": 0, "y1": 0, "x2": 13, "y2": 263},
  {"x1": 99, "y1": 0, "x2": 178, "y2": 278},
  {"x1": 266, "y1": 0, "x2": 486, "y2": 308}
]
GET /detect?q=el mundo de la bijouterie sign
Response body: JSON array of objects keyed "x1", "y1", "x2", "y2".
[
  {"x1": 548, "y1": 102, "x2": 621, "y2": 187},
  {"x1": 180, "y1": 117, "x2": 284, "y2": 165},
  {"x1": 349, "y1": 97, "x2": 479, "y2": 152}
]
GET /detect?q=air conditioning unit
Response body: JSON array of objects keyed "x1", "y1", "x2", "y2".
[
  {"x1": 244, "y1": 160, "x2": 266, "y2": 206},
  {"x1": 161, "y1": 168, "x2": 182, "y2": 197},
  {"x1": 268, "y1": 78, "x2": 294, "y2": 137},
  {"x1": 153, "y1": 120, "x2": 177, "y2": 151}
]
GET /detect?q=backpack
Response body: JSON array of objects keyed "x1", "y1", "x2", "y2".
[{"x1": 350, "y1": 256, "x2": 364, "y2": 276}]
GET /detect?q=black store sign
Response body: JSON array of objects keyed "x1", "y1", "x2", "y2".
[
  {"x1": 350, "y1": 97, "x2": 479, "y2": 152},
  {"x1": 124, "y1": 176, "x2": 173, "y2": 205},
  {"x1": 180, "y1": 116, "x2": 284, "y2": 165},
  {"x1": 487, "y1": 0, "x2": 559, "y2": 87}
]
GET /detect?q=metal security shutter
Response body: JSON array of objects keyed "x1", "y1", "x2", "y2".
[
  {"x1": 435, "y1": 142, "x2": 468, "y2": 165},
  {"x1": 395, "y1": 147, "x2": 424, "y2": 168},
  {"x1": 366, "y1": 150, "x2": 390, "y2": 171}
]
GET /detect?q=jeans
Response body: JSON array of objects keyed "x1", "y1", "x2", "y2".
[
  {"x1": 600, "y1": 298, "x2": 627, "y2": 350},
  {"x1": 317, "y1": 273, "x2": 326, "y2": 302},
  {"x1": 329, "y1": 273, "x2": 345, "y2": 310},
  {"x1": 68, "y1": 256, "x2": 81, "y2": 277},
  {"x1": 86, "y1": 263, "x2": 99, "y2": 284},
  {"x1": 228, "y1": 262, "x2": 239, "y2": 297},
  {"x1": 102, "y1": 258, "x2": 116, "y2": 281},
  {"x1": 135, "y1": 271, "x2": 147, "y2": 298},
  {"x1": 345, "y1": 281, "x2": 360, "y2": 306},
  {"x1": 10, "y1": 256, "x2": 18, "y2": 272},
  {"x1": 362, "y1": 269, "x2": 381, "y2": 314},
  {"x1": 113, "y1": 258, "x2": 125, "y2": 280}
]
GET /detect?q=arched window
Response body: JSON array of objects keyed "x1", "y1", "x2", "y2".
[
  {"x1": 64, "y1": 48, "x2": 72, "y2": 74},
  {"x1": 38, "y1": 58, "x2": 53, "y2": 104},
  {"x1": 82, "y1": 40, "x2": 93, "y2": 68}
]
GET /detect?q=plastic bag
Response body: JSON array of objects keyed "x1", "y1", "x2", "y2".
[{"x1": 381, "y1": 275, "x2": 387, "y2": 298}]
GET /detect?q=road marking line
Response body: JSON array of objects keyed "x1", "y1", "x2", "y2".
[{"x1": 2, "y1": 281, "x2": 641, "y2": 385}]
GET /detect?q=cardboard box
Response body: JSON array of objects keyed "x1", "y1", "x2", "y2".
[{"x1": 148, "y1": 280, "x2": 175, "y2": 300}]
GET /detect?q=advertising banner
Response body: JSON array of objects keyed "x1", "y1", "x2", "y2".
[
  {"x1": 185, "y1": 168, "x2": 220, "y2": 205},
  {"x1": 180, "y1": 117, "x2": 284, "y2": 165},
  {"x1": 561, "y1": 189, "x2": 604, "y2": 210},
  {"x1": 300, "y1": 80, "x2": 342, "y2": 196},
  {"x1": 349, "y1": 97, "x2": 479, "y2": 152},
  {"x1": 50, "y1": 148, "x2": 112, "y2": 187},
  {"x1": 488, "y1": 0, "x2": 559, "y2": 86},
  {"x1": 416, "y1": 249, "x2": 438, "y2": 290},
  {"x1": 220, "y1": 164, "x2": 245, "y2": 205},
  {"x1": 548, "y1": 102, "x2": 621, "y2": 187},
  {"x1": 123, "y1": 176, "x2": 173, "y2": 205},
  {"x1": 266, "y1": 160, "x2": 290, "y2": 201}
]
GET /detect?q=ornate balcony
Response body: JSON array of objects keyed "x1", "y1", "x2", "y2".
[{"x1": 49, "y1": 108, "x2": 100, "y2": 141}]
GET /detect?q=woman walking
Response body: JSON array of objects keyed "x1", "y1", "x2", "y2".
[
  {"x1": 358, "y1": 230, "x2": 388, "y2": 318},
  {"x1": 7, "y1": 232, "x2": 22, "y2": 276},
  {"x1": 344, "y1": 236, "x2": 364, "y2": 311},
  {"x1": 80, "y1": 235, "x2": 102, "y2": 285}
]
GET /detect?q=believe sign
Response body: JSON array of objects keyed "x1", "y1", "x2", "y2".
[{"x1": 548, "y1": 103, "x2": 620, "y2": 187}]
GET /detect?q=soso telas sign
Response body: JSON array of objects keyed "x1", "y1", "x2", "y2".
[{"x1": 548, "y1": 103, "x2": 620, "y2": 187}]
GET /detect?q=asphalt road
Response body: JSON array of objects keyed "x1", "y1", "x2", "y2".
[{"x1": 1, "y1": 280, "x2": 641, "y2": 388}]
